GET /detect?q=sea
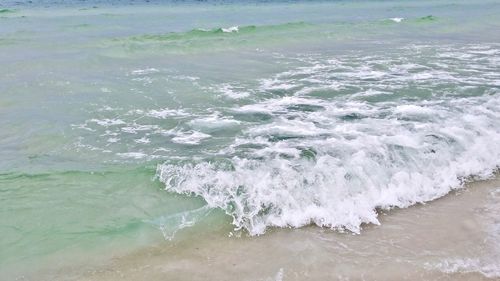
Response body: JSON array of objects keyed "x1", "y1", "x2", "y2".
[{"x1": 1, "y1": 0, "x2": 500, "y2": 280}]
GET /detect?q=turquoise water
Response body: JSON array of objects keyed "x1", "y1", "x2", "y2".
[{"x1": 1, "y1": 0, "x2": 500, "y2": 278}]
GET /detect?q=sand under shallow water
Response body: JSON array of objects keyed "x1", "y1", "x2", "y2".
[{"x1": 24, "y1": 176, "x2": 498, "y2": 281}]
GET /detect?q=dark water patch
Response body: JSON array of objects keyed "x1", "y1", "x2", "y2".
[
  {"x1": 268, "y1": 134, "x2": 304, "y2": 142},
  {"x1": 62, "y1": 219, "x2": 144, "y2": 236},
  {"x1": 287, "y1": 104, "x2": 325, "y2": 112},
  {"x1": 415, "y1": 15, "x2": 438, "y2": 23},
  {"x1": 0, "y1": 9, "x2": 16, "y2": 13},
  {"x1": 0, "y1": 165, "x2": 157, "y2": 183},
  {"x1": 232, "y1": 111, "x2": 273, "y2": 122},
  {"x1": 233, "y1": 143, "x2": 268, "y2": 150},
  {"x1": 339, "y1": 112, "x2": 366, "y2": 121},
  {"x1": 0, "y1": 38, "x2": 17, "y2": 46},
  {"x1": 78, "y1": 6, "x2": 98, "y2": 11},
  {"x1": 101, "y1": 13, "x2": 121, "y2": 17},
  {"x1": 71, "y1": 23, "x2": 92, "y2": 28},
  {"x1": 299, "y1": 147, "x2": 317, "y2": 161}
]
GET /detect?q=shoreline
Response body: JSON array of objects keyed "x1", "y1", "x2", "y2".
[{"x1": 26, "y1": 175, "x2": 499, "y2": 281}]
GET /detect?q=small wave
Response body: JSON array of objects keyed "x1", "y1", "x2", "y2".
[
  {"x1": 116, "y1": 152, "x2": 148, "y2": 159},
  {"x1": 382, "y1": 15, "x2": 437, "y2": 25},
  {"x1": 389, "y1": 17, "x2": 404, "y2": 23},
  {"x1": 146, "y1": 108, "x2": 189, "y2": 119},
  {"x1": 89, "y1": 118, "x2": 126, "y2": 127},
  {"x1": 121, "y1": 22, "x2": 308, "y2": 43},
  {"x1": 221, "y1": 26, "x2": 239, "y2": 33}
]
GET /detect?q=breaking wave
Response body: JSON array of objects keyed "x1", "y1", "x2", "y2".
[{"x1": 156, "y1": 44, "x2": 500, "y2": 235}]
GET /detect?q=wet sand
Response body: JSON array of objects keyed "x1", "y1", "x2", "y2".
[{"x1": 38, "y1": 176, "x2": 499, "y2": 281}]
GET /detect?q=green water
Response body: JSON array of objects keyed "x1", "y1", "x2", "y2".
[{"x1": 1, "y1": 0, "x2": 500, "y2": 279}]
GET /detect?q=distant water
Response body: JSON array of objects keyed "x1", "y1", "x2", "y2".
[{"x1": 1, "y1": 0, "x2": 500, "y2": 278}]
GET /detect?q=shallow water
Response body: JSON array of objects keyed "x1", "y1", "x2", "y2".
[
  {"x1": 1, "y1": 0, "x2": 500, "y2": 279},
  {"x1": 70, "y1": 177, "x2": 500, "y2": 281}
]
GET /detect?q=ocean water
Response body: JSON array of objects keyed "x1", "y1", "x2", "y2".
[{"x1": 1, "y1": 0, "x2": 500, "y2": 278}]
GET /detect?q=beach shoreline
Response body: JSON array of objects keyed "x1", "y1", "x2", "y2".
[{"x1": 20, "y1": 175, "x2": 498, "y2": 281}]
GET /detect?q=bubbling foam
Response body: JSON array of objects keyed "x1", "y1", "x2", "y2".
[
  {"x1": 158, "y1": 95, "x2": 500, "y2": 235},
  {"x1": 157, "y1": 44, "x2": 500, "y2": 235}
]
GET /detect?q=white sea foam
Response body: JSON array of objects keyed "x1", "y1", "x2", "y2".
[
  {"x1": 189, "y1": 114, "x2": 241, "y2": 132},
  {"x1": 90, "y1": 118, "x2": 126, "y2": 126},
  {"x1": 247, "y1": 117, "x2": 329, "y2": 138},
  {"x1": 216, "y1": 83, "x2": 251, "y2": 99},
  {"x1": 221, "y1": 26, "x2": 239, "y2": 33},
  {"x1": 169, "y1": 75, "x2": 200, "y2": 81},
  {"x1": 159, "y1": 94, "x2": 500, "y2": 235},
  {"x1": 171, "y1": 130, "x2": 211, "y2": 145},
  {"x1": 131, "y1": 68, "x2": 160, "y2": 75},
  {"x1": 135, "y1": 137, "x2": 150, "y2": 144},
  {"x1": 260, "y1": 78, "x2": 300, "y2": 91},
  {"x1": 394, "y1": 104, "x2": 436, "y2": 117},
  {"x1": 157, "y1": 44, "x2": 500, "y2": 236},
  {"x1": 106, "y1": 137, "x2": 120, "y2": 143},
  {"x1": 117, "y1": 152, "x2": 148, "y2": 159},
  {"x1": 121, "y1": 124, "x2": 159, "y2": 134},
  {"x1": 234, "y1": 96, "x2": 325, "y2": 114},
  {"x1": 389, "y1": 17, "x2": 404, "y2": 23},
  {"x1": 146, "y1": 108, "x2": 188, "y2": 119}
]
